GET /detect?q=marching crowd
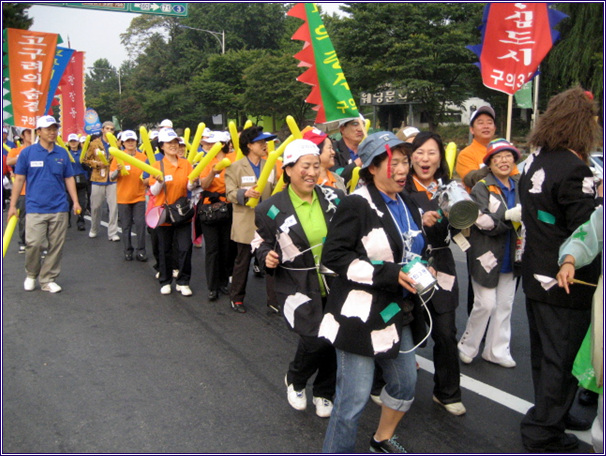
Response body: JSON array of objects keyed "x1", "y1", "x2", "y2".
[{"x1": 3, "y1": 86, "x2": 603, "y2": 453}]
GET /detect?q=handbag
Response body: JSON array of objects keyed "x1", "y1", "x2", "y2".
[
  {"x1": 197, "y1": 191, "x2": 231, "y2": 225},
  {"x1": 166, "y1": 196, "x2": 195, "y2": 226},
  {"x1": 146, "y1": 203, "x2": 167, "y2": 229}
]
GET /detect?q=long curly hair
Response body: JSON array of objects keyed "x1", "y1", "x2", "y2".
[{"x1": 528, "y1": 86, "x2": 601, "y2": 160}]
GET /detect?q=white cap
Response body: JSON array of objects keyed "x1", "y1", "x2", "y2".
[
  {"x1": 79, "y1": 136, "x2": 87, "y2": 143},
  {"x1": 36, "y1": 115, "x2": 60, "y2": 129},
  {"x1": 402, "y1": 127, "x2": 420, "y2": 141},
  {"x1": 202, "y1": 127, "x2": 212, "y2": 138},
  {"x1": 158, "y1": 128, "x2": 179, "y2": 143},
  {"x1": 149, "y1": 130, "x2": 159, "y2": 141},
  {"x1": 121, "y1": 130, "x2": 137, "y2": 141},
  {"x1": 67, "y1": 133, "x2": 79, "y2": 142},
  {"x1": 160, "y1": 119, "x2": 173, "y2": 128},
  {"x1": 178, "y1": 137, "x2": 185, "y2": 145},
  {"x1": 206, "y1": 131, "x2": 230, "y2": 144},
  {"x1": 282, "y1": 139, "x2": 320, "y2": 168}
]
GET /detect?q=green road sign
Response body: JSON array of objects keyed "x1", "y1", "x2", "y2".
[{"x1": 38, "y1": 3, "x2": 188, "y2": 17}]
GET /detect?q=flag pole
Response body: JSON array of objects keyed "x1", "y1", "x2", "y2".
[
  {"x1": 506, "y1": 94, "x2": 513, "y2": 142},
  {"x1": 532, "y1": 72, "x2": 540, "y2": 131}
]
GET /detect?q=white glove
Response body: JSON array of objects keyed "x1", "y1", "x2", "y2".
[{"x1": 504, "y1": 204, "x2": 522, "y2": 223}]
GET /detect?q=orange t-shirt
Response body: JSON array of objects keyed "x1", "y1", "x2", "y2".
[
  {"x1": 455, "y1": 139, "x2": 518, "y2": 192},
  {"x1": 149, "y1": 156, "x2": 193, "y2": 206},
  {"x1": 8, "y1": 146, "x2": 26, "y2": 196},
  {"x1": 199, "y1": 152, "x2": 236, "y2": 204},
  {"x1": 110, "y1": 150, "x2": 147, "y2": 204}
]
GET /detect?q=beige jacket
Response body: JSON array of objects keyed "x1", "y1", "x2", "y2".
[
  {"x1": 225, "y1": 157, "x2": 275, "y2": 244},
  {"x1": 83, "y1": 137, "x2": 114, "y2": 184}
]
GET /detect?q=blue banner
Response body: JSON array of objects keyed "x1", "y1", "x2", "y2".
[{"x1": 44, "y1": 47, "x2": 75, "y2": 115}]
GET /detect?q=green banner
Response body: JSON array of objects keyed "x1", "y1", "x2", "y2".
[{"x1": 515, "y1": 81, "x2": 533, "y2": 109}]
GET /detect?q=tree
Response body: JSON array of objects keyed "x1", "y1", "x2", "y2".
[
  {"x1": 540, "y1": 3, "x2": 603, "y2": 114},
  {"x1": 242, "y1": 54, "x2": 310, "y2": 126},
  {"x1": 330, "y1": 3, "x2": 484, "y2": 130},
  {"x1": 2, "y1": 3, "x2": 33, "y2": 30}
]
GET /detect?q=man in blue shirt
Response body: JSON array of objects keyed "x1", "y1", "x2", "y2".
[{"x1": 7, "y1": 116, "x2": 81, "y2": 293}]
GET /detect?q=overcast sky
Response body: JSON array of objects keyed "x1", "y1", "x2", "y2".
[{"x1": 28, "y1": 3, "x2": 345, "y2": 70}]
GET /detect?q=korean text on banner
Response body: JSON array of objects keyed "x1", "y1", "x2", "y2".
[
  {"x1": 59, "y1": 51, "x2": 86, "y2": 136},
  {"x1": 467, "y1": 3, "x2": 567, "y2": 95},
  {"x1": 288, "y1": 3, "x2": 359, "y2": 123},
  {"x1": 2, "y1": 29, "x2": 59, "y2": 128}
]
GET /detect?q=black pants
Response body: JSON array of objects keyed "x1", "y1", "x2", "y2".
[
  {"x1": 67, "y1": 183, "x2": 87, "y2": 229},
  {"x1": 287, "y1": 334, "x2": 336, "y2": 400},
  {"x1": 520, "y1": 297, "x2": 590, "y2": 445},
  {"x1": 201, "y1": 219, "x2": 235, "y2": 292},
  {"x1": 230, "y1": 242, "x2": 278, "y2": 307},
  {"x1": 156, "y1": 224, "x2": 192, "y2": 286},
  {"x1": 118, "y1": 201, "x2": 146, "y2": 254},
  {"x1": 427, "y1": 303, "x2": 461, "y2": 403}
]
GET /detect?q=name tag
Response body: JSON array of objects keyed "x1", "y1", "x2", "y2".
[
  {"x1": 214, "y1": 174, "x2": 221, "y2": 178},
  {"x1": 280, "y1": 215, "x2": 298, "y2": 233},
  {"x1": 242, "y1": 176, "x2": 256, "y2": 184},
  {"x1": 165, "y1": 175, "x2": 173, "y2": 182},
  {"x1": 31, "y1": 161, "x2": 44, "y2": 168},
  {"x1": 125, "y1": 165, "x2": 131, "y2": 171}
]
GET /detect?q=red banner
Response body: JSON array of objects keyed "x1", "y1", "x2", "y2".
[
  {"x1": 59, "y1": 51, "x2": 86, "y2": 135},
  {"x1": 479, "y1": 3, "x2": 554, "y2": 95},
  {"x1": 4, "y1": 29, "x2": 59, "y2": 128}
]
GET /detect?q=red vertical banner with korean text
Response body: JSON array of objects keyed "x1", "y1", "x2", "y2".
[
  {"x1": 59, "y1": 51, "x2": 86, "y2": 135},
  {"x1": 467, "y1": 3, "x2": 567, "y2": 95},
  {"x1": 2, "y1": 29, "x2": 59, "y2": 128}
]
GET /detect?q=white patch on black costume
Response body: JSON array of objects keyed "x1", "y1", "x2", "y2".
[
  {"x1": 529, "y1": 168, "x2": 545, "y2": 194},
  {"x1": 346, "y1": 259, "x2": 375, "y2": 285},
  {"x1": 318, "y1": 313, "x2": 340, "y2": 343},
  {"x1": 371, "y1": 324, "x2": 399, "y2": 354},
  {"x1": 341, "y1": 289, "x2": 372, "y2": 322},
  {"x1": 361, "y1": 228, "x2": 394, "y2": 263},
  {"x1": 283, "y1": 292, "x2": 312, "y2": 328}
]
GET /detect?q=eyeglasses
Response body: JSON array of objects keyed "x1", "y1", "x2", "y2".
[{"x1": 491, "y1": 153, "x2": 514, "y2": 162}]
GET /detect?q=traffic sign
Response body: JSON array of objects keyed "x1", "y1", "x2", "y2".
[{"x1": 37, "y1": 3, "x2": 188, "y2": 17}]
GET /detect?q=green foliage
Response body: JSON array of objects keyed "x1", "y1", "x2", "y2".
[
  {"x1": 330, "y1": 3, "x2": 484, "y2": 130},
  {"x1": 2, "y1": 4, "x2": 33, "y2": 30}
]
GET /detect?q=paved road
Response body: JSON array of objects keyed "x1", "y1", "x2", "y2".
[{"x1": 1, "y1": 214, "x2": 597, "y2": 454}]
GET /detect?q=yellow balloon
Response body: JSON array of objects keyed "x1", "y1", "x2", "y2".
[
  {"x1": 188, "y1": 123, "x2": 206, "y2": 164},
  {"x1": 183, "y1": 128, "x2": 191, "y2": 150},
  {"x1": 3, "y1": 214, "x2": 18, "y2": 258},
  {"x1": 445, "y1": 142, "x2": 457, "y2": 179},
  {"x1": 109, "y1": 147, "x2": 162, "y2": 177},
  {"x1": 80, "y1": 135, "x2": 91, "y2": 163},
  {"x1": 286, "y1": 115, "x2": 302, "y2": 139},
  {"x1": 271, "y1": 174, "x2": 285, "y2": 196},
  {"x1": 243, "y1": 120, "x2": 253, "y2": 130},
  {"x1": 56, "y1": 136, "x2": 75, "y2": 163},
  {"x1": 214, "y1": 157, "x2": 232, "y2": 172},
  {"x1": 229, "y1": 121, "x2": 243, "y2": 161},
  {"x1": 139, "y1": 126, "x2": 156, "y2": 164},
  {"x1": 105, "y1": 132, "x2": 128, "y2": 175},
  {"x1": 188, "y1": 142, "x2": 223, "y2": 181},
  {"x1": 348, "y1": 167, "x2": 360, "y2": 194}
]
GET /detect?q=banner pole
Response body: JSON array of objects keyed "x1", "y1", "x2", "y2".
[
  {"x1": 506, "y1": 94, "x2": 513, "y2": 142},
  {"x1": 532, "y1": 73, "x2": 540, "y2": 131}
]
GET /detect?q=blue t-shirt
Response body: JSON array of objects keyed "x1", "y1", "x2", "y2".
[
  {"x1": 247, "y1": 157, "x2": 261, "y2": 180},
  {"x1": 495, "y1": 177, "x2": 516, "y2": 273},
  {"x1": 69, "y1": 149, "x2": 88, "y2": 177},
  {"x1": 15, "y1": 143, "x2": 74, "y2": 214}
]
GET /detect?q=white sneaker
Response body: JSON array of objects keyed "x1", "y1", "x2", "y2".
[
  {"x1": 18, "y1": 245, "x2": 25, "y2": 254},
  {"x1": 160, "y1": 284, "x2": 172, "y2": 295},
  {"x1": 155, "y1": 271, "x2": 160, "y2": 279},
  {"x1": 284, "y1": 375, "x2": 307, "y2": 411},
  {"x1": 312, "y1": 397, "x2": 333, "y2": 418},
  {"x1": 482, "y1": 354, "x2": 516, "y2": 368},
  {"x1": 370, "y1": 394, "x2": 383, "y2": 406},
  {"x1": 109, "y1": 235, "x2": 120, "y2": 242},
  {"x1": 176, "y1": 284, "x2": 192, "y2": 296},
  {"x1": 41, "y1": 282, "x2": 62, "y2": 293},
  {"x1": 24, "y1": 277, "x2": 36, "y2": 291},
  {"x1": 89, "y1": 231, "x2": 97, "y2": 238},
  {"x1": 432, "y1": 396, "x2": 467, "y2": 416},
  {"x1": 458, "y1": 350, "x2": 473, "y2": 364}
]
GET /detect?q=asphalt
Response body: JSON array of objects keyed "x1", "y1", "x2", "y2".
[{"x1": 1, "y1": 213, "x2": 597, "y2": 454}]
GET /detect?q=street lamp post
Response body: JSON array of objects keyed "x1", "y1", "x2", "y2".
[{"x1": 177, "y1": 24, "x2": 225, "y2": 54}]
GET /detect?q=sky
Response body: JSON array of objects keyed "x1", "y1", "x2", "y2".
[{"x1": 28, "y1": 3, "x2": 345, "y2": 70}]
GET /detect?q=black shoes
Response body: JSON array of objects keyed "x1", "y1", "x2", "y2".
[
  {"x1": 564, "y1": 413, "x2": 592, "y2": 431},
  {"x1": 230, "y1": 301, "x2": 246, "y2": 313},
  {"x1": 77, "y1": 224, "x2": 85, "y2": 231},
  {"x1": 136, "y1": 253, "x2": 148, "y2": 262},
  {"x1": 125, "y1": 252, "x2": 133, "y2": 261},
  {"x1": 219, "y1": 285, "x2": 230, "y2": 295},
  {"x1": 370, "y1": 434, "x2": 407, "y2": 453},
  {"x1": 578, "y1": 388, "x2": 599, "y2": 406},
  {"x1": 523, "y1": 433, "x2": 579, "y2": 452},
  {"x1": 208, "y1": 290, "x2": 218, "y2": 301}
]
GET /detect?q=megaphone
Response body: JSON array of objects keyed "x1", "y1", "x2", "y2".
[{"x1": 435, "y1": 181, "x2": 479, "y2": 230}]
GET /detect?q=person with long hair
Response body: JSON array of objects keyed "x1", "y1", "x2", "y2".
[
  {"x1": 405, "y1": 131, "x2": 465, "y2": 416},
  {"x1": 519, "y1": 87, "x2": 602, "y2": 452}
]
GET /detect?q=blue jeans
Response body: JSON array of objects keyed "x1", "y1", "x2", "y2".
[{"x1": 322, "y1": 326, "x2": 417, "y2": 453}]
